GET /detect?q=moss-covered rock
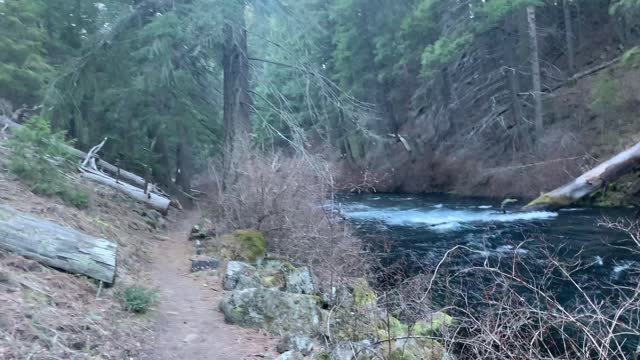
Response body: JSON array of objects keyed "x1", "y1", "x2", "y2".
[
  {"x1": 231, "y1": 229, "x2": 267, "y2": 263},
  {"x1": 207, "y1": 229, "x2": 267, "y2": 263},
  {"x1": 260, "y1": 273, "x2": 285, "y2": 289},
  {"x1": 413, "y1": 312, "x2": 454, "y2": 336},
  {"x1": 220, "y1": 288, "x2": 323, "y2": 336},
  {"x1": 352, "y1": 278, "x2": 377, "y2": 311},
  {"x1": 284, "y1": 266, "x2": 315, "y2": 295},
  {"x1": 376, "y1": 316, "x2": 409, "y2": 340},
  {"x1": 387, "y1": 338, "x2": 444, "y2": 360},
  {"x1": 223, "y1": 261, "x2": 261, "y2": 290}
]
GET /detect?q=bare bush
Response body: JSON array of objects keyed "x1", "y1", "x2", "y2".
[
  {"x1": 207, "y1": 150, "x2": 371, "y2": 289},
  {"x1": 377, "y1": 225, "x2": 640, "y2": 360}
]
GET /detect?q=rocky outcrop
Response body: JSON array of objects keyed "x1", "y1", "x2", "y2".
[
  {"x1": 223, "y1": 261, "x2": 261, "y2": 290},
  {"x1": 190, "y1": 255, "x2": 220, "y2": 273},
  {"x1": 276, "y1": 335, "x2": 315, "y2": 356},
  {"x1": 284, "y1": 266, "x2": 314, "y2": 295},
  {"x1": 220, "y1": 288, "x2": 323, "y2": 336}
]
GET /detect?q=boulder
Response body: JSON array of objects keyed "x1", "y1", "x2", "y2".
[
  {"x1": 190, "y1": 255, "x2": 220, "y2": 273},
  {"x1": 275, "y1": 350, "x2": 305, "y2": 360},
  {"x1": 277, "y1": 335, "x2": 315, "y2": 356},
  {"x1": 351, "y1": 278, "x2": 377, "y2": 311},
  {"x1": 285, "y1": 266, "x2": 315, "y2": 295},
  {"x1": 189, "y1": 224, "x2": 207, "y2": 240},
  {"x1": 220, "y1": 288, "x2": 323, "y2": 336},
  {"x1": 223, "y1": 261, "x2": 261, "y2": 290},
  {"x1": 229, "y1": 229, "x2": 267, "y2": 263},
  {"x1": 330, "y1": 340, "x2": 377, "y2": 360}
]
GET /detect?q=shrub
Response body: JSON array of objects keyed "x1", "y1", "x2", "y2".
[
  {"x1": 7, "y1": 116, "x2": 89, "y2": 208},
  {"x1": 116, "y1": 285, "x2": 158, "y2": 314},
  {"x1": 209, "y1": 149, "x2": 372, "y2": 291}
]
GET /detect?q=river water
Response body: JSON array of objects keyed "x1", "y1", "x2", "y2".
[{"x1": 338, "y1": 193, "x2": 639, "y2": 297}]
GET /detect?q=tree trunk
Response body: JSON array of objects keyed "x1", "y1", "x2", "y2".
[
  {"x1": 527, "y1": 6, "x2": 544, "y2": 140},
  {"x1": 80, "y1": 167, "x2": 171, "y2": 213},
  {"x1": 222, "y1": 0, "x2": 252, "y2": 188},
  {"x1": 504, "y1": 15, "x2": 530, "y2": 152},
  {"x1": 175, "y1": 123, "x2": 193, "y2": 194},
  {"x1": 563, "y1": 0, "x2": 575, "y2": 74},
  {"x1": 524, "y1": 141, "x2": 640, "y2": 211},
  {"x1": 0, "y1": 205, "x2": 117, "y2": 283}
]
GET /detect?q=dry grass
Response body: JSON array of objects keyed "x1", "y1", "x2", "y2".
[
  {"x1": 0, "y1": 253, "x2": 148, "y2": 359},
  {"x1": 0, "y1": 140, "x2": 167, "y2": 359}
]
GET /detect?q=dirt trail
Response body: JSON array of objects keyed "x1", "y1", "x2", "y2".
[{"x1": 143, "y1": 210, "x2": 276, "y2": 360}]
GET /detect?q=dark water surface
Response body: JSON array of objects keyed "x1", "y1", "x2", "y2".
[{"x1": 338, "y1": 193, "x2": 639, "y2": 290}]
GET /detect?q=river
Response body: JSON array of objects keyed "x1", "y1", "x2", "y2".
[{"x1": 338, "y1": 193, "x2": 639, "y2": 302}]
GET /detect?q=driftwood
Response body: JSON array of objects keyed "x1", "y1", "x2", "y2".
[
  {"x1": 0, "y1": 205, "x2": 117, "y2": 283},
  {"x1": 524, "y1": 141, "x2": 640, "y2": 210}
]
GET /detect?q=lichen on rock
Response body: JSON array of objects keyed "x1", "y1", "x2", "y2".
[{"x1": 220, "y1": 287, "x2": 323, "y2": 336}]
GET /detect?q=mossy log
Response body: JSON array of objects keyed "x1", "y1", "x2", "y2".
[
  {"x1": 525, "y1": 141, "x2": 640, "y2": 210},
  {"x1": 0, "y1": 205, "x2": 117, "y2": 283}
]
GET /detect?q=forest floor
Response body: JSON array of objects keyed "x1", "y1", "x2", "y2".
[
  {"x1": 141, "y1": 209, "x2": 277, "y2": 360},
  {"x1": 0, "y1": 141, "x2": 277, "y2": 359}
]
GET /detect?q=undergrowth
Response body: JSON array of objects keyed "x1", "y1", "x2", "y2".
[
  {"x1": 117, "y1": 285, "x2": 158, "y2": 314},
  {"x1": 7, "y1": 116, "x2": 89, "y2": 208}
]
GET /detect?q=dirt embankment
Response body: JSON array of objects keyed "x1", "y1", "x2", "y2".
[{"x1": 0, "y1": 150, "x2": 163, "y2": 358}]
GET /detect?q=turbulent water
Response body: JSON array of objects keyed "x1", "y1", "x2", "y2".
[{"x1": 338, "y1": 193, "x2": 639, "y2": 288}]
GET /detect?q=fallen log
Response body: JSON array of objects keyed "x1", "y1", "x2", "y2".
[
  {"x1": 0, "y1": 116, "x2": 164, "y2": 195},
  {"x1": 524, "y1": 141, "x2": 640, "y2": 211},
  {"x1": 80, "y1": 167, "x2": 171, "y2": 213},
  {"x1": 0, "y1": 205, "x2": 117, "y2": 283}
]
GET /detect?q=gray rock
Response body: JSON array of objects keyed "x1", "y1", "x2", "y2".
[
  {"x1": 220, "y1": 288, "x2": 323, "y2": 336},
  {"x1": 256, "y1": 258, "x2": 288, "y2": 272},
  {"x1": 331, "y1": 341, "x2": 376, "y2": 360},
  {"x1": 285, "y1": 266, "x2": 315, "y2": 295},
  {"x1": 275, "y1": 350, "x2": 304, "y2": 360},
  {"x1": 276, "y1": 336, "x2": 315, "y2": 356},
  {"x1": 190, "y1": 255, "x2": 220, "y2": 272},
  {"x1": 189, "y1": 224, "x2": 207, "y2": 240},
  {"x1": 223, "y1": 261, "x2": 261, "y2": 290}
]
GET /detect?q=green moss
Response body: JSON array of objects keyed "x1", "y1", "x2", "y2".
[
  {"x1": 314, "y1": 352, "x2": 331, "y2": 360},
  {"x1": 352, "y1": 278, "x2": 377, "y2": 310},
  {"x1": 413, "y1": 312, "x2": 454, "y2": 336},
  {"x1": 622, "y1": 46, "x2": 640, "y2": 68},
  {"x1": 376, "y1": 316, "x2": 409, "y2": 340},
  {"x1": 524, "y1": 194, "x2": 574, "y2": 210},
  {"x1": 231, "y1": 229, "x2": 267, "y2": 263},
  {"x1": 259, "y1": 274, "x2": 284, "y2": 289}
]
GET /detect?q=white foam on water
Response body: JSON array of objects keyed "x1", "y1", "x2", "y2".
[
  {"x1": 477, "y1": 205, "x2": 493, "y2": 209},
  {"x1": 613, "y1": 261, "x2": 634, "y2": 274},
  {"x1": 594, "y1": 256, "x2": 604, "y2": 266},
  {"x1": 560, "y1": 208, "x2": 585, "y2": 212},
  {"x1": 431, "y1": 222, "x2": 462, "y2": 232},
  {"x1": 343, "y1": 207, "x2": 558, "y2": 231},
  {"x1": 432, "y1": 204, "x2": 444, "y2": 208}
]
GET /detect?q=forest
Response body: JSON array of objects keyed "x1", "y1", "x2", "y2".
[
  {"x1": 2, "y1": 0, "x2": 640, "y2": 359},
  {"x1": 3, "y1": 0, "x2": 639, "y2": 200}
]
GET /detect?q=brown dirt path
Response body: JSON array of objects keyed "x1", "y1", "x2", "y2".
[{"x1": 143, "y1": 210, "x2": 277, "y2": 360}]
